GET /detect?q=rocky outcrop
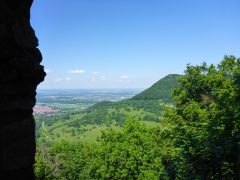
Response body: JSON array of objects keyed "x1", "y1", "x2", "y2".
[{"x1": 0, "y1": 0, "x2": 45, "y2": 179}]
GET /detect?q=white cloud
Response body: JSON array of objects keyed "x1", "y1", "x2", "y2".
[
  {"x1": 55, "y1": 77, "x2": 72, "y2": 82},
  {"x1": 69, "y1": 70, "x2": 85, "y2": 74},
  {"x1": 55, "y1": 78, "x2": 62, "y2": 82},
  {"x1": 117, "y1": 75, "x2": 130, "y2": 83},
  {"x1": 64, "y1": 77, "x2": 72, "y2": 81},
  {"x1": 45, "y1": 69, "x2": 51, "y2": 73},
  {"x1": 91, "y1": 75, "x2": 106, "y2": 82},
  {"x1": 120, "y1": 75, "x2": 129, "y2": 79},
  {"x1": 93, "y1": 72, "x2": 99, "y2": 74},
  {"x1": 100, "y1": 75, "x2": 106, "y2": 80}
]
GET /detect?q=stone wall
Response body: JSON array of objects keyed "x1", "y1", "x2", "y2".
[{"x1": 0, "y1": 0, "x2": 45, "y2": 179}]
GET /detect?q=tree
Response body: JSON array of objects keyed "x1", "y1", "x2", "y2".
[
  {"x1": 166, "y1": 55, "x2": 240, "y2": 179},
  {"x1": 89, "y1": 119, "x2": 175, "y2": 179}
]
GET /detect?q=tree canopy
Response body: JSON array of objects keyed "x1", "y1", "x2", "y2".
[{"x1": 166, "y1": 55, "x2": 240, "y2": 179}]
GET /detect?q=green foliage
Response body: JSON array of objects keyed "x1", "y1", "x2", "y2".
[
  {"x1": 166, "y1": 55, "x2": 240, "y2": 179},
  {"x1": 89, "y1": 119, "x2": 174, "y2": 179},
  {"x1": 35, "y1": 141, "x2": 96, "y2": 179},
  {"x1": 133, "y1": 74, "x2": 181, "y2": 102},
  {"x1": 80, "y1": 100, "x2": 163, "y2": 126},
  {"x1": 35, "y1": 153, "x2": 53, "y2": 180},
  {"x1": 35, "y1": 120, "x2": 175, "y2": 179}
]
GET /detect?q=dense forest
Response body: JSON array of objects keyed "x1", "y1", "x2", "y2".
[{"x1": 35, "y1": 56, "x2": 240, "y2": 179}]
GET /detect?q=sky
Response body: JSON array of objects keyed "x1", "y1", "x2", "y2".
[{"x1": 31, "y1": 0, "x2": 240, "y2": 89}]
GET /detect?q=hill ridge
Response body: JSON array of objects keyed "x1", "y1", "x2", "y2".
[{"x1": 132, "y1": 74, "x2": 181, "y2": 102}]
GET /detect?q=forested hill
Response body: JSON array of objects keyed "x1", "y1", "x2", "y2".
[
  {"x1": 132, "y1": 74, "x2": 181, "y2": 102},
  {"x1": 80, "y1": 74, "x2": 181, "y2": 125},
  {"x1": 88, "y1": 73, "x2": 181, "y2": 110}
]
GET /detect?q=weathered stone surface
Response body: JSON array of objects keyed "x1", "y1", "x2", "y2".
[{"x1": 0, "y1": 0, "x2": 45, "y2": 179}]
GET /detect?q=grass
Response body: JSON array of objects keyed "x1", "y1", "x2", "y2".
[
  {"x1": 78, "y1": 125, "x2": 121, "y2": 143},
  {"x1": 39, "y1": 122, "x2": 122, "y2": 144}
]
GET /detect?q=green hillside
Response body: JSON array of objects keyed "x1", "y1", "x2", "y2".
[
  {"x1": 132, "y1": 74, "x2": 181, "y2": 102},
  {"x1": 80, "y1": 74, "x2": 181, "y2": 125},
  {"x1": 36, "y1": 74, "x2": 181, "y2": 144}
]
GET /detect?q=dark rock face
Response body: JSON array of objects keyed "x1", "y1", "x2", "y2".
[{"x1": 0, "y1": 0, "x2": 45, "y2": 179}]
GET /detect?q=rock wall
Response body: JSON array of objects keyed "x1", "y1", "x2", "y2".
[{"x1": 0, "y1": 0, "x2": 45, "y2": 179}]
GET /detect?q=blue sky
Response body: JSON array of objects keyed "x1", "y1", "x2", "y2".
[{"x1": 31, "y1": 0, "x2": 240, "y2": 89}]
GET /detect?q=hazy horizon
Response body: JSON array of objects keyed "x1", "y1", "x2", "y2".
[{"x1": 37, "y1": 88, "x2": 144, "y2": 90}]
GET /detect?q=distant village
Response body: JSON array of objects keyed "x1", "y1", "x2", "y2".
[{"x1": 33, "y1": 105, "x2": 59, "y2": 115}]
